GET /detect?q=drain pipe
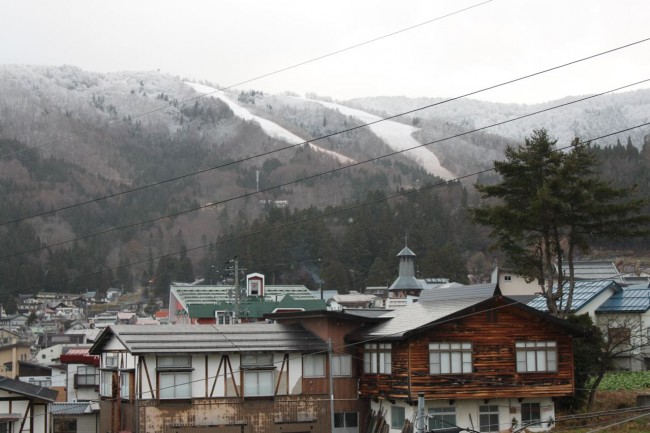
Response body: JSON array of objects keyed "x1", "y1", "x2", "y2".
[{"x1": 416, "y1": 393, "x2": 425, "y2": 433}]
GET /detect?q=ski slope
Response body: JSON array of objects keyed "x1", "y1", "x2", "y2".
[{"x1": 186, "y1": 83, "x2": 355, "y2": 165}]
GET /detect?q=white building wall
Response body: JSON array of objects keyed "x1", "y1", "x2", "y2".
[{"x1": 378, "y1": 397, "x2": 556, "y2": 433}]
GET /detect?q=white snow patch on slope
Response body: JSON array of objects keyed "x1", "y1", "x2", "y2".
[
  {"x1": 186, "y1": 83, "x2": 355, "y2": 165},
  {"x1": 304, "y1": 98, "x2": 454, "y2": 180}
]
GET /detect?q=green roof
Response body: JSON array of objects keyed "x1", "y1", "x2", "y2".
[{"x1": 186, "y1": 295, "x2": 326, "y2": 319}]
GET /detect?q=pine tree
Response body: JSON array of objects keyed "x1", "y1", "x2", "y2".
[{"x1": 472, "y1": 129, "x2": 649, "y2": 317}]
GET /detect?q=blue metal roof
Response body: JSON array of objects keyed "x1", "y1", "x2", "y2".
[
  {"x1": 527, "y1": 280, "x2": 621, "y2": 312},
  {"x1": 596, "y1": 284, "x2": 650, "y2": 313}
]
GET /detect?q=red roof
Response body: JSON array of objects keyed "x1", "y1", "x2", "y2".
[
  {"x1": 60, "y1": 348, "x2": 99, "y2": 366},
  {"x1": 155, "y1": 310, "x2": 169, "y2": 318}
]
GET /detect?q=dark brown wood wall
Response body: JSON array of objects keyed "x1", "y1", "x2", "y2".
[{"x1": 359, "y1": 302, "x2": 575, "y2": 401}]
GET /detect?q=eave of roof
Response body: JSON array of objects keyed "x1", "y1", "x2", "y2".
[
  {"x1": 90, "y1": 323, "x2": 328, "y2": 355},
  {"x1": 0, "y1": 377, "x2": 58, "y2": 402}
]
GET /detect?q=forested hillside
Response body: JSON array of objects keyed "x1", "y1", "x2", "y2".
[{"x1": 1, "y1": 65, "x2": 648, "y2": 306}]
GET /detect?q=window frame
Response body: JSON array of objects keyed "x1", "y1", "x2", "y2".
[
  {"x1": 156, "y1": 355, "x2": 193, "y2": 400},
  {"x1": 521, "y1": 402, "x2": 541, "y2": 427},
  {"x1": 428, "y1": 407, "x2": 456, "y2": 431},
  {"x1": 303, "y1": 353, "x2": 326, "y2": 378},
  {"x1": 75, "y1": 365, "x2": 99, "y2": 387},
  {"x1": 429, "y1": 342, "x2": 473, "y2": 374},
  {"x1": 390, "y1": 406, "x2": 405, "y2": 429},
  {"x1": 363, "y1": 343, "x2": 391, "y2": 374},
  {"x1": 120, "y1": 371, "x2": 131, "y2": 400},
  {"x1": 100, "y1": 370, "x2": 114, "y2": 397},
  {"x1": 53, "y1": 419, "x2": 76, "y2": 433},
  {"x1": 159, "y1": 371, "x2": 192, "y2": 399},
  {"x1": 516, "y1": 341, "x2": 557, "y2": 373},
  {"x1": 479, "y1": 405, "x2": 499, "y2": 433},
  {"x1": 331, "y1": 354, "x2": 352, "y2": 377},
  {"x1": 334, "y1": 412, "x2": 358, "y2": 429},
  {"x1": 243, "y1": 370, "x2": 275, "y2": 397}
]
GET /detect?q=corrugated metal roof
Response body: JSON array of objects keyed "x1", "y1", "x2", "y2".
[
  {"x1": 353, "y1": 284, "x2": 497, "y2": 339},
  {"x1": 572, "y1": 261, "x2": 622, "y2": 282},
  {"x1": 527, "y1": 280, "x2": 621, "y2": 312},
  {"x1": 596, "y1": 284, "x2": 650, "y2": 313},
  {"x1": 418, "y1": 284, "x2": 496, "y2": 302},
  {"x1": 0, "y1": 377, "x2": 58, "y2": 402},
  {"x1": 172, "y1": 284, "x2": 318, "y2": 303},
  {"x1": 51, "y1": 402, "x2": 95, "y2": 416},
  {"x1": 186, "y1": 296, "x2": 326, "y2": 319},
  {"x1": 94, "y1": 323, "x2": 328, "y2": 354}
]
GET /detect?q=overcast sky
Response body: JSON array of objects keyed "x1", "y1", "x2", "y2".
[{"x1": 2, "y1": 0, "x2": 649, "y2": 104}]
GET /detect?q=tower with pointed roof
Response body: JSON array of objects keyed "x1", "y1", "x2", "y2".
[{"x1": 388, "y1": 245, "x2": 423, "y2": 298}]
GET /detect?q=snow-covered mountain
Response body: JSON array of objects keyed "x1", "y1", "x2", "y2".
[{"x1": 346, "y1": 90, "x2": 650, "y2": 149}]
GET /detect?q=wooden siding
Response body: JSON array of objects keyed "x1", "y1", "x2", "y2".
[{"x1": 359, "y1": 301, "x2": 575, "y2": 400}]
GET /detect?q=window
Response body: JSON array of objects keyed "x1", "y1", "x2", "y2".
[
  {"x1": 105, "y1": 353, "x2": 118, "y2": 368},
  {"x1": 429, "y1": 407, "x2": 456, "y2": 431},
  {"x1": 521, "y1": 403, "x2": 541, "y2": 427},
  {"x1": 53, "y1": 419, "x2": 76, "y2": 433},
  {"x1": 516, "y1": 341, "x2": 557, "y2": 372},
  {"x1": 158, "y1": 356, "x2": 192, "y2": 369},
  {"x1": 390, "y1": 406, "x2": 405, "y2": 429},
  {"x1": 334, "y1": 412, "x2": 358, "y2": 428},
  {"x1": 120, "y1": 372, "x2": 131, "y2": 400},
  {"x1": 159, "y1": 371, "x2": 191, "y2": 399},
  {"x1": 363, "y1": 343, "x2": 391, "y2": 374},
  {"x1": 243, "y1": 370, "x2": 274, "y2": 396},
  {"x1": 0, "y1": 422, "x2": 11, "y2": 433},
  {"x1": 504, "y1": 275, "x2": 512, "y2": 281},
  {"x1": 29, "y1": 378, "x2": 51, "y2": 387},
  {"x1": 429, "y1": 342, "x2": 473, "y2": 374},
  {"x1": 241, "y1": 353, "x2": 273, "y2": 367},
  {"x1": 241, "y1": 353, "x2": 275, "y2": 397},
  {"x1": 303, "y1": 354, "x2": 325, "y2": 378},
  {"x1": 76, "y1": 366, "x2": 99, "y2": 387},
  {"x1": 332, "y1": 354, "x2": 352, "y2": 377},
  {"x1": 157, "y1": 356, "x2": 193, "y2": 399},
  {"x1": 609, "y1": 327, "x2": 631, "y2": 347},
  {"x1": 479, "y1": 405, "x2": 499, "y2": 433},
  {"x1": 100, "y1": 371, "x2": 114, "y2": 397},
  {"x1": 216, "y1": 311, "x2": 232, "y2": 325}
]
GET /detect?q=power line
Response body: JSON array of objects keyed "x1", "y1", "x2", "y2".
[
  {"x1": 7, "y1": 121, "x2": 649, "y2": 294},
  {"x1": 0, "y1": 0, "x2": 493, "y2": 162},
  {"x1": 3, "y1": 77, "x2": 649, "y2": 262},
  {"x1": 2, "y1": 35, "x2": 648, "y2": 227}
]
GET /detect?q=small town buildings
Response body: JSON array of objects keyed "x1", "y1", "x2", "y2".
[
  {"x1": 0, "y1": 376, "x2": 58, "y2": 433},
  {"x1": 0, "y1": 341, "x2": 31, "y2": 379},
  {"x1": 90, "y1": 323, "x2": 335, "y2": 433},
  {"x1": 350, "y1": 284, "x2": 576, "y2": 432},
  {"x1": 168, "y1": 275, "x2": 326, "y2": 325}
]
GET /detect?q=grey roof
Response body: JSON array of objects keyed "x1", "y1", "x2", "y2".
[
  {"x1": 596, "y1": 284, "x2": 650, "y2": 313},
  {"x1": 397, "y1": 246, "x2": 416, "y2": 257},
  {"x1": 0, "y1": 377, "x2": 58, "y2": 402},
  {"x1": 51, "y1": 402, "x2": 96, "y2": 416},
  {"x1": 91, "y1": 323, "x2": 327, "y2": 355},
  {"x1": 418, "y1": 283, "x2": 496, "y2": 302},
  {"x1": 354, "y1": 284, "x2": 497, "y2": 339},
  {"x1": 571, "y1": 261, "x2": 622, "y2": 282},
  {"x1": 527, "y1": 280, "x2": 622, "y2": 312},
  {"x1": 388, "y1": 276, "x2": 421, "y2": 292},
  {"x1": 342, "y1": 309, "x2": 392, "y2": 319},
  {"x1": 172, "y1": 284, "x2": 318, "y2": 303}
]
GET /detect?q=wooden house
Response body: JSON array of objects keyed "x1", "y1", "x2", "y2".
[
  {"x1": 0, "y1": 376, "x2": 58, "y2": 433},
  {"x1": 89, "y1": 323, "x2": 339, "y2": 433},
  {"x1": 349, "y1": 284, "x2": 576, "y2": 433}
]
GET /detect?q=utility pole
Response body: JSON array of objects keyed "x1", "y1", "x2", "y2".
[
  {"x1": 329, "y1": 338, "x2": 335, "y2": 433},
  {"x1": 234, "y1": 258, "x2": 240, "y2": 323}
]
